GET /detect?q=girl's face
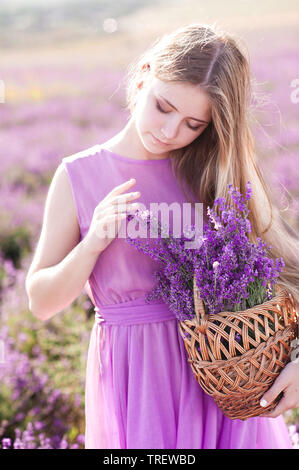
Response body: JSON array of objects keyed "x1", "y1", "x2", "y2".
[{"x1": 133, "y1": 76, "x2": 212, "y2": 157}]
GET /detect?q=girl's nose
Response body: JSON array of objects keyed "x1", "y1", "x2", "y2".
[{"x1": 161, "y1": 122, "x2": 178, "y2": 140}]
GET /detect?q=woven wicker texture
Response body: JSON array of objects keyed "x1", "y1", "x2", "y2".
[{"x1": 178, "y1": 273, "x2": 298, "y2": 420}]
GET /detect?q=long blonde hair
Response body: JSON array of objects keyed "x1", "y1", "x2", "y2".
[{"x1": 124, "y1": 23, "x2": 299, "y2": 304}]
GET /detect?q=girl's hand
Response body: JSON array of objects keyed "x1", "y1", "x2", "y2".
[
  {"x1": 85, "y1": 178, "x2": 141, "y2": 255},
  {"x1": 260, "y1": 359, "x2": 299, "y2": 418}
]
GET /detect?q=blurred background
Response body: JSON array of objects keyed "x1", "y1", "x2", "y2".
[{"x1": 0, "y1": 0, "x2": 298, "y2": 449}]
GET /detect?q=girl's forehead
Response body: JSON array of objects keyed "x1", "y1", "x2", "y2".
[
  {"x1": 150, "y1": 79, "x2": 212, "y2": 117},
  {"x1": 151, "y1": 78, "x2": 206, "y2": 97}
]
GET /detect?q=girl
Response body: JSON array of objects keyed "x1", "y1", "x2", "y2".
[{"x1": 26, "y1": 23, "x2": 299, "y2": 449}]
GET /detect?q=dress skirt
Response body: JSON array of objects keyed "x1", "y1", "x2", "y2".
[{"x1": 84, "y1": 297, "x2": 293, "y2": 449}]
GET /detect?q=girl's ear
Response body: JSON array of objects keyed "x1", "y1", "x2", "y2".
[
  {"x1": 137, "y1": 63, "x2": 151, "y2": 90},
  {"x1": 141, "y1": 63, "x2": 150, "y2": 72}
]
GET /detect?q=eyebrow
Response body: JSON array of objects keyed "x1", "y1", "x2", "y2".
[{"x1": 158, "y1": 94, "x2": 210, "y2": 124}]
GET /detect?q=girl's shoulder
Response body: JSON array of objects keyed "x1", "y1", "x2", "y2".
[{"x1": 62, "y1": 144, "x2": 102, "y2": 165}]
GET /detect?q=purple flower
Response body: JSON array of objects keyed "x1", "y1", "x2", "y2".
[
  {"x1": 1, "y1": 438, "x2": 11, "y2": 449},
  {"x1": 125, "y1": 181, "x2": 285, "y2": 322}
]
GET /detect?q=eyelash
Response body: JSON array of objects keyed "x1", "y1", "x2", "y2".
[{"x1": 155, "y1": 100, "x2": 202, "y2": 131}]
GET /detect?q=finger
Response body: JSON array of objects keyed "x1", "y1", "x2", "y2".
[
  {"x1": 107, "y1": 178, "x2": 136, "y2": 198},
  {"x1": 259, "y1": 376, "x2": 286, "y2": 409},
  {"x1": 103, "y1": 206, "x2": 140, "y2": 226},
  {"x1": 126, "y1": 203, "x2": 140, "y2": 215},
  {"x1": 110, "y1": 191, "x2": 141, "y2": 205},
  {"x1": 101, "y1": 202, "x2": 140, "y2": 216},
  {"x1": 260, "y1": 393, "x2": 290, "y2": 418},
  {"x1": 106, "y1": 212, "x2": 129, "y2": 234},
  {"x1": 95, "y1": 213, "x2": 127, "y2": 238}
]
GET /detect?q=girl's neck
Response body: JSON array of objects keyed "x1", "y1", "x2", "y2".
[{"x1": 103, "y1": 118, "x2": 170, "y2": 161}]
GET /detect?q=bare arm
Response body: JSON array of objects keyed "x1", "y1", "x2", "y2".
[
  {"x1": 25, "y1": 163, "x2": 101, "y2": 321},
  {"x1": 27, "y1": 239, "x2": 101, "y2": 321},
  {"x1": 26, "y1": 165, "x2": 140, "y2": 321}
]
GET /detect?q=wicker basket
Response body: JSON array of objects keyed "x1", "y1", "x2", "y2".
[{"x1": 178, "y1": 273, "x2": 299, "y2": 420}]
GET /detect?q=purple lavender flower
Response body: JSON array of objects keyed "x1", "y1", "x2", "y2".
[
  {"x1": 125, "y1": 181, "x2": 285, "y2": 323},
  {"x1": 1, "y1": 438, "x2": 11, "y2": 449}
]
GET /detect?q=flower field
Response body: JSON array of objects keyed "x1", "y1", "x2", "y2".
[{"x1": 0, "y1": 7, "x2": 298, "y2": 448}]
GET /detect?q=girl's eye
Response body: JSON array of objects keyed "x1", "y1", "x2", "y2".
[
  {"x1": 155, "y1": 100, "x2": 202, "y2": 131},
  {"x1": 156, "y1": 100, "x2": 167, "y2": 114}
]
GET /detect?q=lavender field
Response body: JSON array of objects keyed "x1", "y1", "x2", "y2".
[{"x1": 0, "y1": 1, "x2": 299, "y2": 449}]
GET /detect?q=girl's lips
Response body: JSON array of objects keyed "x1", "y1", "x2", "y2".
[{"x1": 151, "y1": 133, "x2": 169, "y2": 146}]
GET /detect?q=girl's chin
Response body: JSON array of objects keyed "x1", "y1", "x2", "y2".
[{"x1": 150, "y1": 133, "x2": 170, "y2": 147}]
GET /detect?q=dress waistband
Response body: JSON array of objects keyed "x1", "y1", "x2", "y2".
[
  {"x1": 94, "y1": 298, "x2": 176, "y2": 326},
  {"x1": 93, "y1": 298, "x2": 176, "y2": 376}
]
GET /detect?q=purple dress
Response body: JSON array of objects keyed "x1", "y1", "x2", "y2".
[{"x1": 62, "y1": 145, "x2": 293, "y2": 449}]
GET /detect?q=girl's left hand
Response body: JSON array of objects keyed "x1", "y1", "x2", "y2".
[{"x1": 260, "y1": 359, "x2": 299, "y2": 418}]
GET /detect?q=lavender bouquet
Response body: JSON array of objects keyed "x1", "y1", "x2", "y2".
[
  {"x1": 125, "y1": 183, "x2": 298, "y2": 419},
  {"x1": 126, "y1": 182, "x2": 285, "y2": 328}
]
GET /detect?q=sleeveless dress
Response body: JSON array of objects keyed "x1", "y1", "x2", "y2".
[{"x1": 62, "y1": 145, "x2": 293, "y2": 449}]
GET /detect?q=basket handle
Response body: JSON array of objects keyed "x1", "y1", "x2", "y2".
[{"x1": 193, "y1": 272, "x2": 209, "y2": 333}]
